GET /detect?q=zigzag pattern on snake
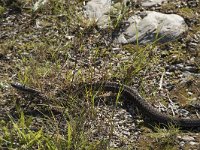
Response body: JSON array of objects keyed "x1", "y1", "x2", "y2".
[{"x1": 11, "y1": 82, "x2": 200, "y2": 128}]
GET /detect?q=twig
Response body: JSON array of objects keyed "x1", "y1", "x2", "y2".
[{"x1": 159, "y1": 69, "x2": 165, "y2": 90}]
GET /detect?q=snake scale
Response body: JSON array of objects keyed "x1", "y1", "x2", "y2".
[{"x1": 11, "y1": 82, "x2": 200, "y2": 128}]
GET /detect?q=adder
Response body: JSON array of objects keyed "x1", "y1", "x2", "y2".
[{"x1": 11, "y1": 82, "x2": 200, "y2": 128}]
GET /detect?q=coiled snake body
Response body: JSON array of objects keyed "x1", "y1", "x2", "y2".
[{"x1": 11, "y1": 82, "x2": 200, "y2": 128}]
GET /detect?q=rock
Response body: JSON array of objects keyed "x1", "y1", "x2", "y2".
[
  {"x1": 189, "y1": 141, "x2": 199, "y2": 146},
  {"x1": 179, "y1": 141, "x2": 185, "y2": 147},
  {"x1": 178, "y1": 109, "x2": 189, "y2": 117},
  {"x1": 139, "y1": 0, "x2": 168, "y2": 7},
  {"x1": 116, "y1": 11, "x2": 188, "y2": 44},
  {"x1": 84, "y1": 0, "x2": 130, "y2": 28},
  {"x1": 181, "y1": 135, "x2": 195, "y2": 142},
  {"x1": 84, "y1": 0, "x2": 112, "y2": 28},
  {"x1": 33, "y1": 0, "x2": 48, "y2": 12}
]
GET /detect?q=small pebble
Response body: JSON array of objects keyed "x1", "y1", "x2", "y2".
[
  {"x1": 179, "y1": 141, "x2": 185, "y2": 147},
  {"x1": 189, "y1": 141, "x2": 198, "y2": 146},
  {"x1": 182, "y1": 135, "x2": 195, "y2": 142}
]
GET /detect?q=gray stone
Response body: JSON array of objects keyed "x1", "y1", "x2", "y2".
[{"x1": 116, "y1": 11, "x2": 188, "y2": 44}]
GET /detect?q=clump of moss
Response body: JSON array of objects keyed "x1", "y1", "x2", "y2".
[
  {"x1": 178, "y1": 7, "x2": 195, "y2": 18},
  {"x1": 0, "y1": 6, "x2": 5, "y2": 15}
]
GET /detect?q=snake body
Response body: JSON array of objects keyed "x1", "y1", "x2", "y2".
[{"x1": 11, "y1": 82, "x2": 200, "y2": 128}]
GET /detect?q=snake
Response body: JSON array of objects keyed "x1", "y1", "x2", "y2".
[{"x1": 11, "y1": 82, "x2": 200, "y2": 128}]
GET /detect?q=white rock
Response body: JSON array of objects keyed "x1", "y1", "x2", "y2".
[
  {"x1": 33, "y1": 0, "x2": 48, "y2": 12},
  {"x1": 84, "y1": 0, "x2": 129, "y2": 28},
  {"x1": 182, "y1": 135, "x2": 195, "y2": 142},
  {"x1": 116, "y1": 11, "x2": 188, "y2": 44},
  {"x1": 83, "y1": 0, "x2": 112, "y2": 28},
  {"x1": 189, "y1": 141, "x2": 199, "y2": 146},
  {"x1": 179, "y1": 141, "x2": 185, "y2": 147}
]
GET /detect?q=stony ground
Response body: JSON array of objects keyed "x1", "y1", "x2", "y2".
[{"x1": 0, "y1": 0, "x2": 200, "y2": 149}]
